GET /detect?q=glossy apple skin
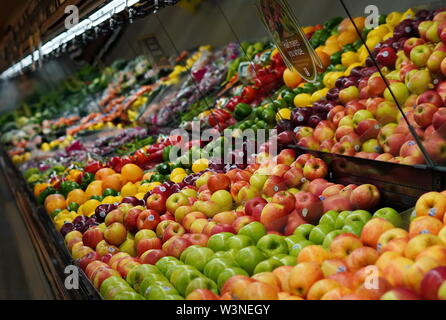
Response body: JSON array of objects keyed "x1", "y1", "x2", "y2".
[
  {"x1": 295, "y1": 192, "x2": 324, "y2": 224},
  {"x1": 381, "y1": 288, "x2": 421, "y2": 300},
  {"x1": 420, "y1": 266, "x2": 446, "y2": 300}
]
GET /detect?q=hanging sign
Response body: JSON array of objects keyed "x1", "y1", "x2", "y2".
[{"x1": 257, "y1": 0, "x2": 322, "y2": 83}]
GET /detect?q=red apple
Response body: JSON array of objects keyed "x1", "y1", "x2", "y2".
[
  {"x1": 420, "y1": 266, "x2": 446, "y2": 300},
  {"x1": 136, "y1": 237, "x2": 162, "y2": 256},
  {"x1": 262, "y1": 176, "x2": 287, "y2": 197},
  {"x1": 162, "y1": 222, "x2": 185, "y2": 242},
  {"x1": 295, "y1": 191, "x2": 324, "y2": 224},
  {"x1": 272, "y1": 191, "x2": 296, "y2": 213},
  {"x1": 82, "y1": 226, "x2": 104, "y2": 250},
  {"x1": 381, "y1": 288, "x2": 421, "y2": 300},
  {"x1": 284, "y1": 210, "x2": 307, "y2": 236},
  {"x1": 323, "y1": 194, "x2": 354, "y2": 213},
  {"x1": 136, "y1": 209, "x2": 161, "y2": 231},
  {"x1": 260, "y1": 203, "x2": 289, "y2": 232},
  {"x1": 146, "y1": 193, "x2": 167, "y2": 214},
  {"x1": 303, "y1": 158, "x2": 328, "y2": 180},
  {"x1": 123, "y1": 207, "x2": 142, "y2": 233},
  {"x1": 414, "y1": 103, "x2": 439, "y2": 128},
  {"x1": 162, "y1": 236, "x2": 191, "y2": 258},
  {"x1": 140, "y1": 249, "x2": 167, "y2": 265},
  {"x1": 350, "y1": 184, "x2": 380, "y2": 210},
  {"x1": 183, "y1": 233, "x2": 209, "y2": 247},
  {"x1": 78, "y1": 251, "x2": 100, "y2": 271}
]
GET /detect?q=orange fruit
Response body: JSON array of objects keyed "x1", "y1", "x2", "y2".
[
  {"x1": 352, "y1": 17, "x2": 365, "y2": 32},
  {"x1": 323, "y1": 44, "x2": 341, "y2": 56},
  {"x1": 85, "y1": 180, "x2": 103, "y2": 199},
  {"x1": 102, "y1": 173, "x2": 124, "y2": 191},
  {"x1": 45, "y1": 194, "x2": 67, "y2": 214},
  {"x1": 121, "y1": 164, "x2": 144, "y2": 184},
  {"x1": 34, "y1": 183, "x2": 50, "y2": 197},
  {"x1": 337, "y1": 31, "x2": 359, "y2": 46},
  {"x1": 283, "y1": 68, "x2": 303, "y2": 89},
  {"x1": 66, "y1": 189, "x2": 88, "y2": 206},
  {"x1": 338, "y1": 18, "x2": 356, "y2": 33},
  {"x1": 316, "y1": 50, "x2": 330, "y2": 70},
  {"x1": 95, "y1": 168, "x2": 115, "y2": 181}
]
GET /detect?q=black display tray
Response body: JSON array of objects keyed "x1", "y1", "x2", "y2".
[
  {"x1": 0, "y1": 148, "x2": 101, "y2": 300},
  {"x1": 290, "y1": 146, "x2": 444, "y2": 211}
]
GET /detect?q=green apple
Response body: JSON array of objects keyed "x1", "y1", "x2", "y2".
[
  {"x1": 170, "y1": 267, "x2": 203, "y2": 296},
  {"x1": 165, "y1": 263, "x2": 192, "y2": 281},
  {"x1": 156, "y1": 256, "x2": 183, "y2": 276},
  {"x1": 342, "y1": 221, "x2": 364, "y2": 237},
  {"x1": 322, "y1": 230, "x2": 344, "y2": 249},
  {"x1": 373, "y1": 207, "x2": 402, "y2": 228},
  {"x1": 145, "y1": 284, "x2": 179, "y2": 300},
  {"x1": 185, "y1": 277, "x2": 218, "y2": 297},
  {"x1": 238, "y1": 222, "x2": 267, "y2": 244},
  {"x1": 346, "y1": 210, "x2": 372, "y2": 225},
  {"x1": 335, "y1": 211, "x2": 353, "y2": 229},
  {"x1": 126, "y1": 264, "x2": 160, "y2": 290},
  {"x1": 224, "y1": 249, "x2": 240, "y2": 261},
  {"x1": 183, "y1": 247, "x2": 215, "y2": 272},
  {"x1": 225, "y1": 235, "x2": 253, "y2": 250},
  {"x1": 288, "y1": 240, "x2": 313, "y2": 257},
  {"x1": 207, "y1": 232, "x2": 234, "y2": 252},
  {"x1": 113, "y1": 291, "x2": 145, "y2": 300},
  {"x1": 250, "y1": 173, "x2": 268, "y2": 190},
  {"x1": 285, "y1": 235, "x2": 305, "y2": 251},
  {"x1": 180, "y1": 245, "x2": 202, "y2": 262},
  {"x1": 164, "y1": 295, "x2": 185, "y2": 300},
  {"x1": 309, "y1": 224, "x2": 334, "y2": 245},
  {"x1": 139, "y1": 277, "x2": 171, "y2": 296},
  {"x1": 217, "y1": 267, "x2": 249, "y2": 290},
  {"x1": 319, "y1": 210, "x2": 339, "y2": 228},
  {"x1": 203, "y1": 258, "x2": 238, "y2": 282},
  {"x1": 100, "y1": 276, "x2": 131, "y2": 299},
  {"x1": 293, "y1": 224, "x2": 315, "y2": 240},
  {"x1": 256, "y1": 234, "x2": 288, "y2": 257},
  {"x1": 253, "y1": 258, "x2": 283, "y2": 274},
  {"x1": 235, "y1": 246, "x2": 267, "y2": 275},
  {"x1": 271, "y1": 254, "x2": 296, "y2": 266}
]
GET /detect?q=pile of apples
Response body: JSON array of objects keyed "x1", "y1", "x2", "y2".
[
  {"x1": 294, "y1": 9, "x2": 446, "y2": 165},
  {"x1": 198, "y1": 190, "x2": 446, "y2": 300},
  {"x1": 62, "y1": 149, "x2": 386, "y2": 299}
]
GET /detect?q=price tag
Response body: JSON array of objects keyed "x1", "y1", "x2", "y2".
[{"x1": 257, "y1": 0, "x2": 323, "y2": 83}]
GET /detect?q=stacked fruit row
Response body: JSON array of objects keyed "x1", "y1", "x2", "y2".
[{"x1": 272, "y1": 9, "x2": 446, "y2": 166}]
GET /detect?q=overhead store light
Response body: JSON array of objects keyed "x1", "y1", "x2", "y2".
[{"x1": 0, "y1": 0, "x2": 141, "y2": 79}]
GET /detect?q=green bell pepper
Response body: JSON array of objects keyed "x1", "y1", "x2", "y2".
[
  {"x1": 60, "y1": 181, "x2": 80, "y2": 197},
  {"x1": 234, "y1": 103, "x2": 252, "y2": 121},
  {"x1": 38, "y1": 187, "x2": 57, "y2": 204}
]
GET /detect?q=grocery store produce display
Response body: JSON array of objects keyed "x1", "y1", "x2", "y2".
[{"x1": 2, "y1": 6, "x2": 446, "y2": 300}]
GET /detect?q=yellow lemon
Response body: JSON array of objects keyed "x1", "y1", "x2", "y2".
[
  {"x1": 365, "y1": 37, "x2": 381, "y2": 51},
  {"x1": 294, "y1": 93, "x2": 312, "y2": 107},
  {"x1": 386, "y1": 12, "x2": 402, "y2": 28},
  {"x1": 171, "y1": 174, "x2": 187, "y2": 184},
  {"x1": 311, "y1": 88, "x2": 329, "y2": 103},
  {"x1": 82, "y1": 199, "x2": 101, "y2": 217},
  {"x1": 121, "y1": 182, "x2": 138, "y2": 197},
  {"x1": 135, "y1": 193, "x2": 146, "y2": 200},
  {"x1": 192, "y1": 158, "x2": 209, "y2": 173},
  {"x1": 341, "y1": 51, "x2": 359, "y2": 67},
  {"x1": 383, "y1": 32, "x2": 393, "y2": 41},
  {"x1": 170, "y1": 168, "x2": 187, "y2": 180},
  {"x1": 276, "y1": 108, "x2": 292, "y2": 122},
  {"x1": 138, "y1": 184, "x2": 152, "y2": 194}
]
